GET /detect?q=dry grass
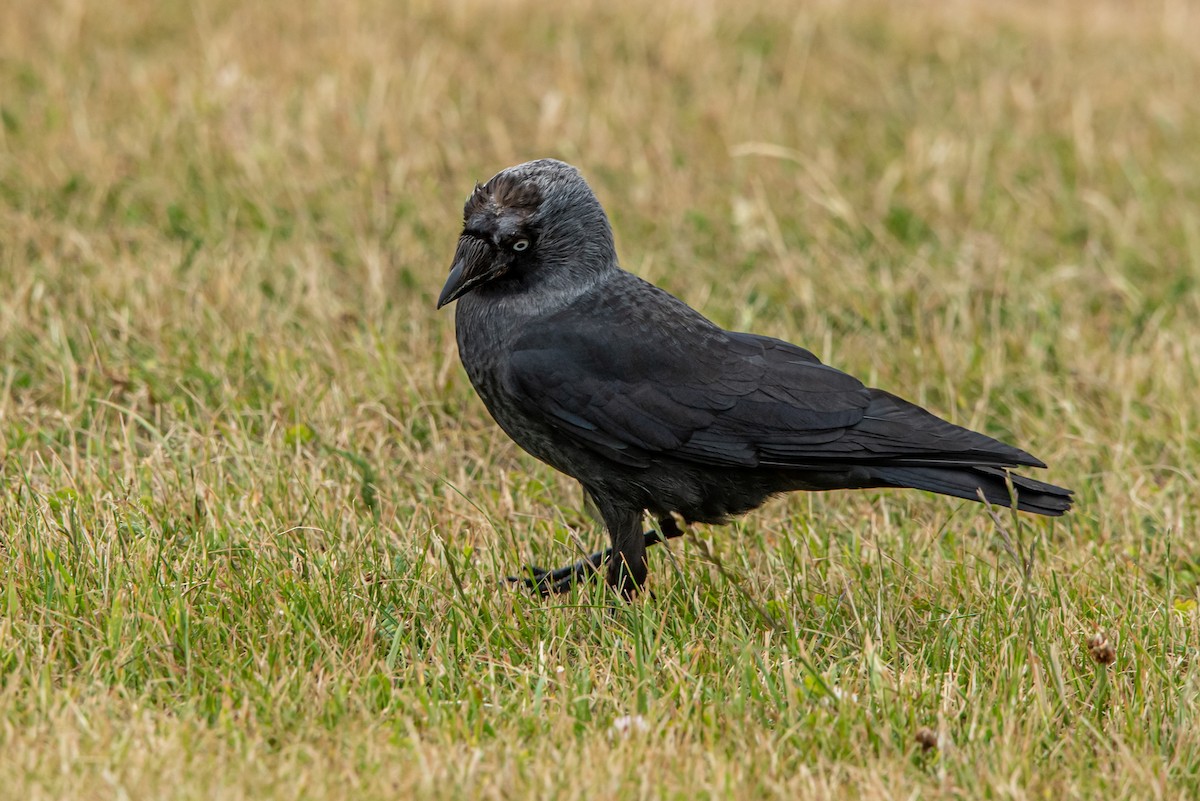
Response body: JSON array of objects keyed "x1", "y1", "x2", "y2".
[{"x1": 3, "y1": 0, "x2": 1200, "y2": 798}]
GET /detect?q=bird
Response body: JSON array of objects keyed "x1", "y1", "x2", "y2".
[{"x1": 437, "y1": 158, "x2": 1072, "y2": 598}]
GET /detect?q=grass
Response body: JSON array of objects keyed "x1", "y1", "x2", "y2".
[{"x1": 2, "y1": 0, "x2": 1200, "y2": 797}]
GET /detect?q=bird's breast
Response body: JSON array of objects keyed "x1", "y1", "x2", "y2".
[{"x1": 452, "y1": 294, "x2": 568, "y2": 465}]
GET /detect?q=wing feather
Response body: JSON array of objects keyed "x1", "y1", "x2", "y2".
[{"x1": 503, "y1": 291, "x2": 1041, "y2": 471}]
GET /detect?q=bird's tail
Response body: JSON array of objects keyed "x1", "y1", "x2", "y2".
[{"x1": 870, "y1": 464, "x2": 1073, "y2": 516}]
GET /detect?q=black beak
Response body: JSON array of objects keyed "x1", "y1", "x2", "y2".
[{"x1": 437, "y1": 235, "x2": 495, "y2": 309}]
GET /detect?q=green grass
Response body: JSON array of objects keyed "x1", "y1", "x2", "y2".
[{"x1": 3, "y1": 0, "x2": 1200, "y2": 797}]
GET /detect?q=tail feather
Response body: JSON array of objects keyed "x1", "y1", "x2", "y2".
[{"x1": 870, "y1": 464, "x2": 1073, "y2": 516}]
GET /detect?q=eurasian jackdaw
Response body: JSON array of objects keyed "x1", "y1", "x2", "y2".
[{"x1": 437, "y1": 159, "x2": 1072, "y2": 598}]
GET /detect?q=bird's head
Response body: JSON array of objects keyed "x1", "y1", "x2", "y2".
[{"x1": 437, "y1": 159, "x2": 616, "y2": 309}]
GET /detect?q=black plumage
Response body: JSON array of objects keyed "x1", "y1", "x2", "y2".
[{"x1": 437, "y1": 159, "x2": 1072, "y2": 597}]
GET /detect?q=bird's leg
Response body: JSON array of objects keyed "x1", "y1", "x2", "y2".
[
  {"x1": 508, "y1": 550, "x2": 607, "y2": 596},
  {"x1": 604, "y1": 504, "x2": 648, "y2": 599},
  {"x1": 508, "y1": 515, "x2": 683, "y2": 597},
  {"x1": 647, "y1": 514, "x2": 683, "y2": 545}
]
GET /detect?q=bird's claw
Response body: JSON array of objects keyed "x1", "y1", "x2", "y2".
[
  {"x1": 507, "y1": 519, "x2": 684, "y2": 598},
  {"x1": 506, "y1": 551, "x2": 607, "y2": 596},
  {"x1": 505, "y1": 565, "x2": 554, "y2": 595}
]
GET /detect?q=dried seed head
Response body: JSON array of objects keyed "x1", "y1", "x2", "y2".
[
  {"x1": 915, "y1": 726, "x2": 938, "y2": 751},
  {"x1": 1087, "y1": 630, "x2": 1116, "y2": 666}
]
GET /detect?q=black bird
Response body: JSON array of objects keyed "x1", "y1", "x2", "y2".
[{"x1": 437, "y1": 159, "x2": 1072, "y2": 598}]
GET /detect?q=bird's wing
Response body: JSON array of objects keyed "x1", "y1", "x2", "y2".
[{"x1": 505, "y1": 301, "x2": 1043, "y2": 470}]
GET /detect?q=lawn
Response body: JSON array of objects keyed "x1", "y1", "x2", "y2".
[{"x1": 2, "y1": 0, "x2": 1200, "y2": 798}]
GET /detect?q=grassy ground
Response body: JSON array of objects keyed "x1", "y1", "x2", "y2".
[{"x1": 2, "y1": 0, "x2": 1200, "y2": 797}]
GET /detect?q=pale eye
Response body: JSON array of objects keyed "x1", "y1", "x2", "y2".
[{"x1": 512, "y1": 239, "x2": 529, "y2": 252}]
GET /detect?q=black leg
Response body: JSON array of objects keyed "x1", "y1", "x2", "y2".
[
  {"x1": 507, "y1": 515, "x2": 683, "y2": 597},
  {"x1": 507, "y1": 552, "x2": 606, "y2": 596}
]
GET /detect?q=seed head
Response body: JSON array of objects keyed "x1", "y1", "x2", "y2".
[
  {"x1": 915, "y1": 726, "x2": 939, "y2": 751},
  {"x1": 1086, "y1": 630, "x2": 1116, "y2": 666}
]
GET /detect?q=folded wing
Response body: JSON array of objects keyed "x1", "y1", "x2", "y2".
[{"x1": 506, "y1": 313, "x2": 1044, "y2": 473}]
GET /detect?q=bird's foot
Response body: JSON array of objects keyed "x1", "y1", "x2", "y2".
[
  {"x1": 506, "y1": 550, "x2": 607, "y2": 596},
  {"x1": 507, "y1": 517, "x2": 684, "y2": 597}
]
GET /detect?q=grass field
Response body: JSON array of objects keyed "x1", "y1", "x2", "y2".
[{"x1": 3, "y1": 0, "x2": 1200, "y2": 797}]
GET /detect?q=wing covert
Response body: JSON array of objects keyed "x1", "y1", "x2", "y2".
[{"x1": 504, "y1": 321, "x2": 874, "y2": 469}]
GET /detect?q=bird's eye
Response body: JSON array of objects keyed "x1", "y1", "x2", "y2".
[{"x1": 512, "y1": 239, "x2": 530, "y2": 252}]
